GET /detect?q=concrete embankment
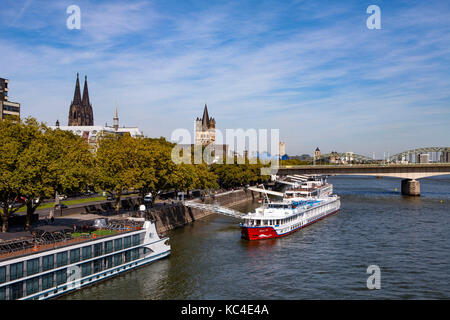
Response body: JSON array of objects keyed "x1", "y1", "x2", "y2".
[{"x1": 147, "y1": 189, "x2": 258, "y2": 234}]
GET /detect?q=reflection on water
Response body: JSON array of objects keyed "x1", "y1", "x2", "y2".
[{"x1": 61, "y1": 175, "x2": 450, "y2": 300}]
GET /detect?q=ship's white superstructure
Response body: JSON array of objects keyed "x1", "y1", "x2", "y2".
[
  {"x1": 0, "y1": 218, "x2": 170, "y2": 300},
  {"x1": 241, "y1": 176, "x2": 340, "y2": 240}
]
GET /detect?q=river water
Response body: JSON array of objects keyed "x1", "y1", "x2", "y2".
[{"x1": 61, "y1": 176, "x2": 450, "y2": 300}]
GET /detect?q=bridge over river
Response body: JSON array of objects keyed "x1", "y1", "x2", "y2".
[{"x1": 273, "y1": 163, "x2": 450, "y2": 196}]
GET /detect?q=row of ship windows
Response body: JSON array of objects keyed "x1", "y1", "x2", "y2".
[
  {"x1": 246, "y1": 214, "x2": 303, "y2": 226},
  {"x1": 246, "y1": 202, "x2": 335, "y2": 227},
  {"x1": 282, "y1": 203, "x2": 335, "y2": 233},
  {"x1": 0, "y1": 247, "x2": 150, "y2": 300},
  {"x1": 0, "y1": 234, "x2": 142, "y2": 284}
]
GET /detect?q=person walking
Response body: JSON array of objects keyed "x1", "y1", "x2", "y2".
[{"x1": 49, "y1": 206, "x2": 55, "y2": 224}]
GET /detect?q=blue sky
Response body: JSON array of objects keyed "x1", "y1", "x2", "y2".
[{"x1": 1, "y1": 0, "x2": 449, "y2": 157}]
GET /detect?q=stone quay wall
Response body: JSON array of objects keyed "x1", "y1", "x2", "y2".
[{"x1": 148, "y1": 189, "x2": 258, "y2": 234}]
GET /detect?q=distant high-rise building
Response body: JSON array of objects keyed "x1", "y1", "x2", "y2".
[
  {"x1": 68, "y1": 73, "x2": 94, "y2": 126},
  {"x1": 113, "y1": 105, "x2": 119, "y2": 131},
  {"x1": 0, "y1": 77, "x2": 20, "y2": 122},
  {"x1": 279, "y1": 142, "x2": 286, "y2": 157},
  {"x1": 195, "y1": 104, "x2": 216, "y2": 146},
  {"x1": 417, "y1": 153, "x2": 429, "y2": 164},
  {"x1": 440, "y1": 151, "x2": 450, "y2": 163}
]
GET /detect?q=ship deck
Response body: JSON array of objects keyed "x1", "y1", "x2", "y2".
[{"x1": 0, "y1": 216, "x2": 144, "y2": 263}]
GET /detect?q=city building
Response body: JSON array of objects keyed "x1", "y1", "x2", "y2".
[
  {"x1": 440, "y1": 151, "x2": 450, "y2": 163},
  {"x1": 195, "y1": 104, "x2": 216, "y2": 146},
  {"x1": 50, "y1": 74, "x2": 143, "y2": 151},
  {"x1": 52, "y1": 107, "x2": 143, "y2": 152},
  {"x1": 329, "y1": 151, "x2": 342, "y2": 164},
  {"x1": 417, "y1": 153, "x2": 429, "y2": 164},
  {"x1": 0, "y1": 77, "x2": 20, "y2": 122},
  {"x1": 192, "y1": 104, "x2": 228, "y2": 162},
  {"x1": 344, "y1": 152, "x2": 354, "y2": 162},
  {"x1": 68, "y1": 73, "x2": 94, "y2": 126},
  {"x1": 314, "y1": 147, "x2": 321, "y2": 159},
  {"x1": 279, "y1": 142, "x2": 286, "y2": 159}
]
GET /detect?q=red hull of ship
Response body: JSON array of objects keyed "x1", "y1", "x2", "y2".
[{"x1": 241, "y1": 209, "x2": 339, "y2": 241}]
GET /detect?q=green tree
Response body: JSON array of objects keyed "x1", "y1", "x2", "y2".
[
  {"x1": 95, "y1": 133, "x2": 144, "y2": 213},
  {"x1": 0, "y1": 119, "x2": 24, "y2": 232},
  {"x1": 20, "y1": 125, "x2": 93, "y2": 230}
]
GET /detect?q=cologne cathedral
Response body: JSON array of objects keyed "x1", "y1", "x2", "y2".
[{"x1": 68, "y1": 73, "x2": 94, "y2": 126}]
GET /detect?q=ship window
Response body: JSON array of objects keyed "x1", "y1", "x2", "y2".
[
  {"x1": 26, "y1": 277, "x2": 40, "y2": 296},
  {"x1": 42, "y1": 273, "x2": 53, "y2": 290},
  {"x1": 132, "y1": 248, "x2": 139, "y2": 260},
  {"x1": 9, "y1": 282, "x2": 24, "y2": 299},
  {"x1": 0, "y1": 267, "x2": 6, "y2": 283},
  {"x1": 104, "y1": 256, "x2": 113, "y2": 269},
  {"x1": 105, "y1": 241, "x2": 113, "y2": 254},
  {"x1": 57, "y1": 252, "x2": 68, "y2": 267},
  {"x1": 133, "y1": 234, "x2": 140, "y2": 246},
  {"x1": 81, "y1": 263, "x2": 91, "y2": 277},
  {"x1": 42, "y1": 255, "x2": 54, "y2": 271},
  {"x1": 27, "y1": 258, "x2": 39, "y2": 276},
  {"x1": 82, "y1": 246, "x2": 92, "y2": 260},
  {"x1": 93, "y1": 259, "x2": 103, "y2": 273},
  {"x1": 124, "y1": 250, "x2": 131, "y2": 263},
  {"x1": 56, "y1": 269, "x2": 67, "y2": 285},
  {"x1": 70, "y1": 249, "x2": 80, "y2": 263},
  {"x1": 113, "y1": 253, "x2": 122, "y2": 267},
  {"x1": 94, "y1": 243, "x2": 103, "y2": 257},
  {"x1": 124, "y1": 236, "x2": 131, "y2": 249},
  {"x1": 114, "y1": 238, "x2": 122, "y2": 251},
  {"x1": 10, "y1": 262, "x2": 23, "y2": 281}
]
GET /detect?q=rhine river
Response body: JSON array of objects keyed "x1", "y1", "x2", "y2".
[{"x1": 61, "y1": 176, "x2": 450, "y2": 299}]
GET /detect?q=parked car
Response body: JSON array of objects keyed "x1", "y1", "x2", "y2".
[
  {"x1": 106, "y1": 195, "x2": 115, "y2": 201},
  {"x1": 143, "y1": 193, "x2": 153, "y2": 203}
]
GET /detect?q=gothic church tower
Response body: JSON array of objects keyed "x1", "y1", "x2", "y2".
[
  {"x1": 195, "y1": 104, "x2": 216, "y2": 146},
  {"x1": 68, "y1": 73, "x2": 94, "y2": 126}
]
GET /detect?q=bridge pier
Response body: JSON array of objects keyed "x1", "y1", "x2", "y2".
[{"x1": 401, "y1": 179, "x2": 420, "y2": 196}]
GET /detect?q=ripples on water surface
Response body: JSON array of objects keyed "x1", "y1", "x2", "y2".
[{"x1": 61, "y1": 176, "x2": 450, "y2": 300}]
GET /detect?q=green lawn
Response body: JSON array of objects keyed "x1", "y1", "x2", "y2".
[
  {"x1": 72, "y1": 229, "x2": 117, "y2": 238},
  {"x1": 15, "y1": 196, "x2": 107, "y2": 213}
]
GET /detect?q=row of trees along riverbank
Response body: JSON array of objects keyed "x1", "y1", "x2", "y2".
[{"x1": 0, "y1": 118, "x2": 270, "y2": 232}]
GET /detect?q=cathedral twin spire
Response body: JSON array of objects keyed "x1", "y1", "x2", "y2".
[{"x1": 68, "y1": 73, "x2": 94, "y2": 126}]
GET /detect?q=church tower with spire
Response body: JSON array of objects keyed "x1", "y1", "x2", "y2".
[
  {"x1": 68, "y1": 73, "x2": 94, "y2": 126},
  {"x1": 195, "y1": 103, "x2": 216, "y2": 146}
]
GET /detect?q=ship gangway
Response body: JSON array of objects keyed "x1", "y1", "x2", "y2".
[{"x1": 183, "y1": 200, "x2": 244, "y2": 219}]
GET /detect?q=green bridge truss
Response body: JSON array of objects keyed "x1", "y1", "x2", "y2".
[{"x1": 388, "y1": 147, "x2": 450, "y2": 162}]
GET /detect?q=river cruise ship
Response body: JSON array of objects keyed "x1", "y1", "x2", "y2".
[
  {"x1": 242, "y1": 176, "x2": 340, "y2": 240},
  {"x1": 0, "y1": 218, "x2": 170, "y2": 300}
]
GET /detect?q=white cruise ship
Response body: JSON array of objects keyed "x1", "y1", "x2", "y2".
[
  {"x1": 242, "y1": 176, "x2": 340, "y2": 240},
  {"x1": 0, "y1": 218, "x2": 170, "y2": 300}
]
